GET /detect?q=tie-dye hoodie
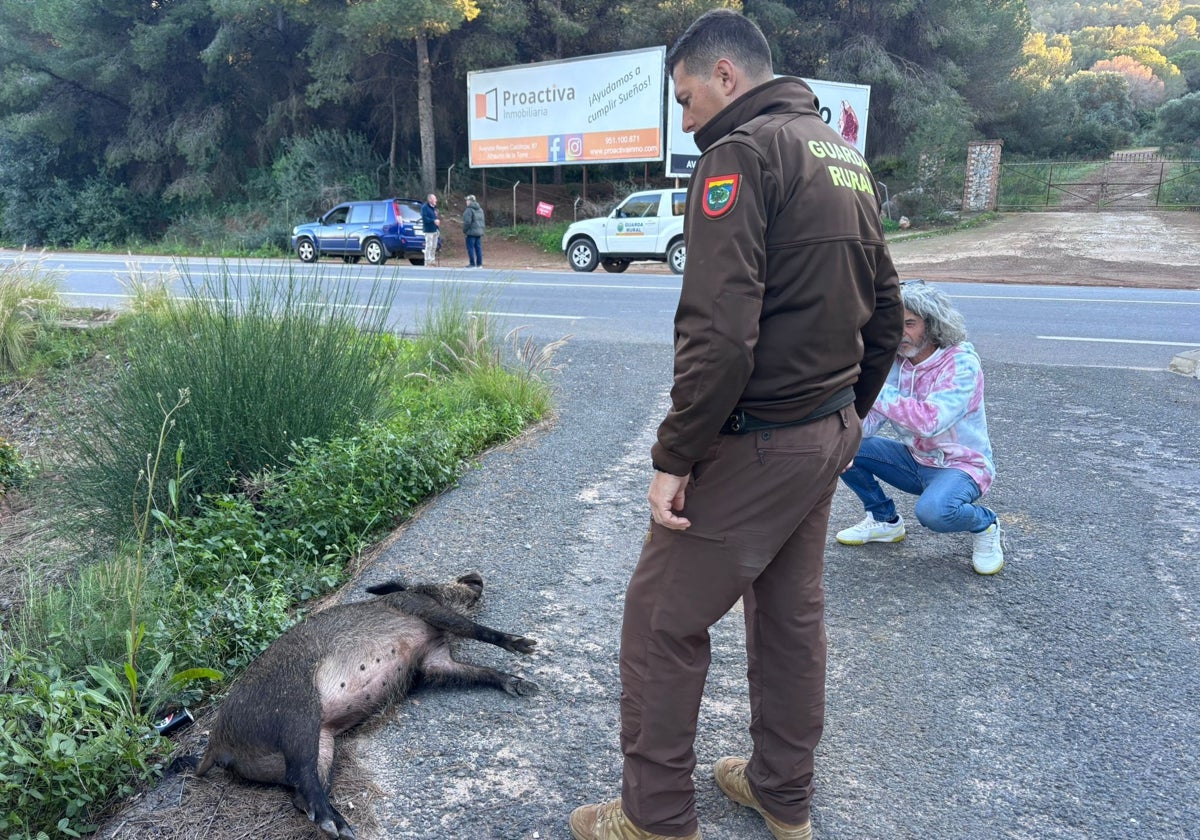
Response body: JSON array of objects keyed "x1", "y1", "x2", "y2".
[{"x1": 862, "y1": 341, "x2": 996, "y2": 494}]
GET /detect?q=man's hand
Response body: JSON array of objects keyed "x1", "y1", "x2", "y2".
[{"x1": 649, "y1": 470, "x2": 691, "y2": 530}]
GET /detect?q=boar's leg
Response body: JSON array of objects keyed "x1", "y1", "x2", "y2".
[
  {"x1": 284, "y1": 720, "x2": 358, "y2": 839},
  {"x1": 403, "y1": 595, "x2": 537, "y2": 654},
  {"x1": 419, "y1": 644, "x2": 538, "y2": 696}
]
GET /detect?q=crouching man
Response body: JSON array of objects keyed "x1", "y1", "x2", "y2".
[{"x1": 836, "y1": 279, "x2": 1003, "y2": 574}]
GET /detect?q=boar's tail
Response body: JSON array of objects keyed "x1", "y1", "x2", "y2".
[
  {"x1": 170, "y1": 754, "x2": 201, "y2": 775},
  {"x1": 366, "y1": 580, "x2": 408, "y2": 596}
]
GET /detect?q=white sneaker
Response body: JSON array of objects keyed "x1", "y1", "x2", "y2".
[
  {"x1": 971, "y1": 521, "x2": 1004, "y2": 574},
  {"x1": 836, "y1": 513, "x2": 906, "y2": 545}
]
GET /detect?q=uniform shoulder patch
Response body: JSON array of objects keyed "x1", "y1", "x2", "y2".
[{"x1": 702, "y1": 174, "x2": 740, "y2": 218}]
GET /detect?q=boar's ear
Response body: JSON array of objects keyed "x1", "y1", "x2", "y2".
[
  {"x1": 457, "y1": 572, "x2": 484, "y2": 593},
  {"x1": 366, "y1": 580, "x2": 408, "y2": 595}
]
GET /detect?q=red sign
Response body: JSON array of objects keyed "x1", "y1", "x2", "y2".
[{"x1": 536, "y1": 201, "x2": 554, "y2": 218}]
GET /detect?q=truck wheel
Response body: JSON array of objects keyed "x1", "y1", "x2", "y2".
[
  {"x1": 363, "y1": 238, "x2": 388, "y2": 265},
  {"x1": 667, "y1": 240, "x2": 686, "y2": 275},
  {"x1": 296, "y1": 238, "x2": 318, "y2": 263},
  {"x1": 568, "y1": 238, "x2": 599, "y2": 272},
  {"x1": 601, "y1": 258, "x2": 630, "y2": 273}
]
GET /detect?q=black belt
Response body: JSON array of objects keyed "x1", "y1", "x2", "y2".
[{"x1": 720, "y1": 386, "x2": 854, "y2": 435}]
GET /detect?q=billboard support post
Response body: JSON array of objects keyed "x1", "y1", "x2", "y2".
[{"x1": 512, "y1": 181, "x2": 520, "y2": 228}]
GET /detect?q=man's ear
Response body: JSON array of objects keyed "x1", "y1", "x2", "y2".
[{"x1": 714, "y1": 57, "x2": 737, "y2": 93}]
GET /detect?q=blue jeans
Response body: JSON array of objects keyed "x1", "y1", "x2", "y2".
[
  {"x1": 840, "y1": 436, "x2": 995, "y2": 534},
  {"x1": 466, "y1": 236, "x2": 482, "y2": 266}
]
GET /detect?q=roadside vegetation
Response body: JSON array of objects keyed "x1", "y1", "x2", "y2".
[{"x1": 0, "y1": 255, "x2": 564, "y2": 838}]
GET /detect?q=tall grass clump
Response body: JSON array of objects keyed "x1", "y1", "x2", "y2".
[
  {"x1": 405, "y1": 283, "x2": 500, "y2": 374},
  {"x1": 405, "y1": 284, "x2": 565, "y2": 426},
  {"x1": 0, "y1": 253, "x2": 61, "y2": 373},
  {"x1": 69, "y1": 260, "x2": 402, "y2": 537}
]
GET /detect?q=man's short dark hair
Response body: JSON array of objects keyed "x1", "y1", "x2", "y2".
[{"x1": 666, "y1": 9, "x2": 773, "y2": 80}]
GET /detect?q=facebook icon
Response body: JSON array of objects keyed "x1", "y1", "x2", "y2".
[{"x1": 548, "y1": 135, "x2": 565, "y2": 163}]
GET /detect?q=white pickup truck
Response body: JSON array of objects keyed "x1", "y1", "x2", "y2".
[{"x1": 561, "y1": 188, "x2": 687, "y2": 274}]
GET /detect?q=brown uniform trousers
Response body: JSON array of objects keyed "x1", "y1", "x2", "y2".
[{"x1": 619, "y1": 406, "x2": 862, "y2": 836}]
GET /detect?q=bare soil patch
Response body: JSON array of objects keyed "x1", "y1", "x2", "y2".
[{"x1": 886, "y1": 210, "x2": 1200, "y2": 289}]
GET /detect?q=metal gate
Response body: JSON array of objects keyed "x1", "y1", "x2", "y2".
[{"x1": 997, "y1": 154, "x2": 1200, "y2": 210}]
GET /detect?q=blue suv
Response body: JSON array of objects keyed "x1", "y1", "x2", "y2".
[{"x1": 291, "y1": 198, "x2": 426, "y2": 265}]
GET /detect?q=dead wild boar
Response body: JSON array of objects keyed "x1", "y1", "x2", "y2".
[{"x1": 194, "y1": 571, "x2": 537, "y2": 839}]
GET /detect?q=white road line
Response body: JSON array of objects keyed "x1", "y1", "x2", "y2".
[
  {"x1": 1037, "y1": 335, "x2": 1200, "y2": 347},
  {"x1": 61, "y1": 291, "x2": 384, "y2": 311},
  {"x1": 471, "y1": 310, "x2": 588, "y2": 320},
  {"x1": 955, "y1": 294, "x2": 1199, "y2": 306}
]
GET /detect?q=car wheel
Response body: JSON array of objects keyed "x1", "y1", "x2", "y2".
[
  {"x1": 601, "y1": 258, "x2": 631, "y2": 273},
  {"x1": 409, "y1": 257, "x2": 425, "y2": 266},
  {"x1": 363, "y1": 238, "x2": 387, "y2": 265},
  {"x1": 296, "y1": 238, "x2": 318, "y2": 263},
  {"x1": 342, "y1": 255, "x2": 361, "y2": 264},
  {"x1": 568, "y1": 238, "x2": 599, "y2": 272},
  {"x1": 668, "y1": 240, "x2": 686, "y2": 275}
]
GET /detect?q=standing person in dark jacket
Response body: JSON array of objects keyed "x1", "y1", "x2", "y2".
[
  {"x1": 420, "y1": 193, "x2": 440, "y2": 266},
  {"x1": 462, "y1": 195, "x2": 485, "y2": 267},
  {"x1": 569, "y1": 10, "x2": 902, "y2": 840}
]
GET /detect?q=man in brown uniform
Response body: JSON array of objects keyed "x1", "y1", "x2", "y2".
[{"x1": 569, "y1": 9, "x2": 902, "y2": 840}]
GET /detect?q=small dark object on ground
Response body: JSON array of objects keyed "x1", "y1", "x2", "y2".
[{"x1": 194, "y1": 572, "x2": 538, "y2": 839}]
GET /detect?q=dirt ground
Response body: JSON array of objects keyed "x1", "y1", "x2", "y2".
[{"x1": 453, "y1": 210, "x2": 1200, "y2": 289}]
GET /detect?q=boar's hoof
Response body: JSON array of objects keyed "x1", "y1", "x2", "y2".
[
  {"x1": 457, "y1": 571, "x2": 484, "y2": 594},
  {"x1": 504, "y1": 675, "x2": 539, "y2": 697},
  {"x1": 506, "y1": 635, "x2": 537, "y2": 655},
  {"x1": 318, "y1": 817, "x2": 356, "y2": 839}
]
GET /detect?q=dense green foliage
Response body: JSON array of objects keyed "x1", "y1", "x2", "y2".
[
  {"x1": 70, "y1": 264, "x2": 403, "y2": 536},
  {"x1": 0, "y1": 0, "x2": 1197, "y2": 244},
  {"x1": 1, "y1": 264, "x2": 561, "y2": 836}
]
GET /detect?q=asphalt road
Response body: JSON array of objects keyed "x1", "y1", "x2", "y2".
[
  {"x1": 3, "y1": 250, "x2": 1197, "y2": 370},
  {"x1": 345, "y1": 337, "x2": 1199, "y2": 840}
]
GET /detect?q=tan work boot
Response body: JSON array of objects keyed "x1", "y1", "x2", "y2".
[
  {"x1": 569, "y1": 798, "x2": 701, "y2": 840},
  {"x1": 713, "y1": 757, "x2": 813, "y2": 840}
]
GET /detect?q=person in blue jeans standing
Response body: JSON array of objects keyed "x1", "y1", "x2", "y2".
[
  {"x1": 462, "y1": 195, "x2": 485, "y2": 267},
  {"x1": 835, "y1": 280, "x2": 1004, "y2": 574}
]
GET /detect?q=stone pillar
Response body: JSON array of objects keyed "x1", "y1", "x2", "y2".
[{"x1": 963, "y1": 140, "x2": 1003, "y2": 212}]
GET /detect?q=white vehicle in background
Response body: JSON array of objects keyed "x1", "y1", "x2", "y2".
[{"x1": 561, "y1": 188, "x2": 687, "y2": 274}]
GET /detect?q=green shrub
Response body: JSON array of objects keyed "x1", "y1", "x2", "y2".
[
  {"x1": 271, "y1": 129, "x2": 383, "y2": 221},
  {"x1": 0, "y1": 437, "x2": 30, "y2": 490},
  {"x1": 0, "y1": 648, "x2": 168, "y2": 838},
  {"x1": 68, "y1": 261, "x2": 402, "y2": 538},
  {"x1": 508, "y1": 221, "x2": 570, "y2": 253}
]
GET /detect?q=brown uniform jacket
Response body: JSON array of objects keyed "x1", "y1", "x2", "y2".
[{"x1": 651, "y1": 77, "x2": 902, "y2": 477}]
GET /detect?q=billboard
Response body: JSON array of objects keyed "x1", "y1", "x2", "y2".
[
  {"x1": 468, "y1": 47, "x2": 666, "y2": 168},
  {"x1": 665, "y1": 77, "x2": 871, "y2": 178}
]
